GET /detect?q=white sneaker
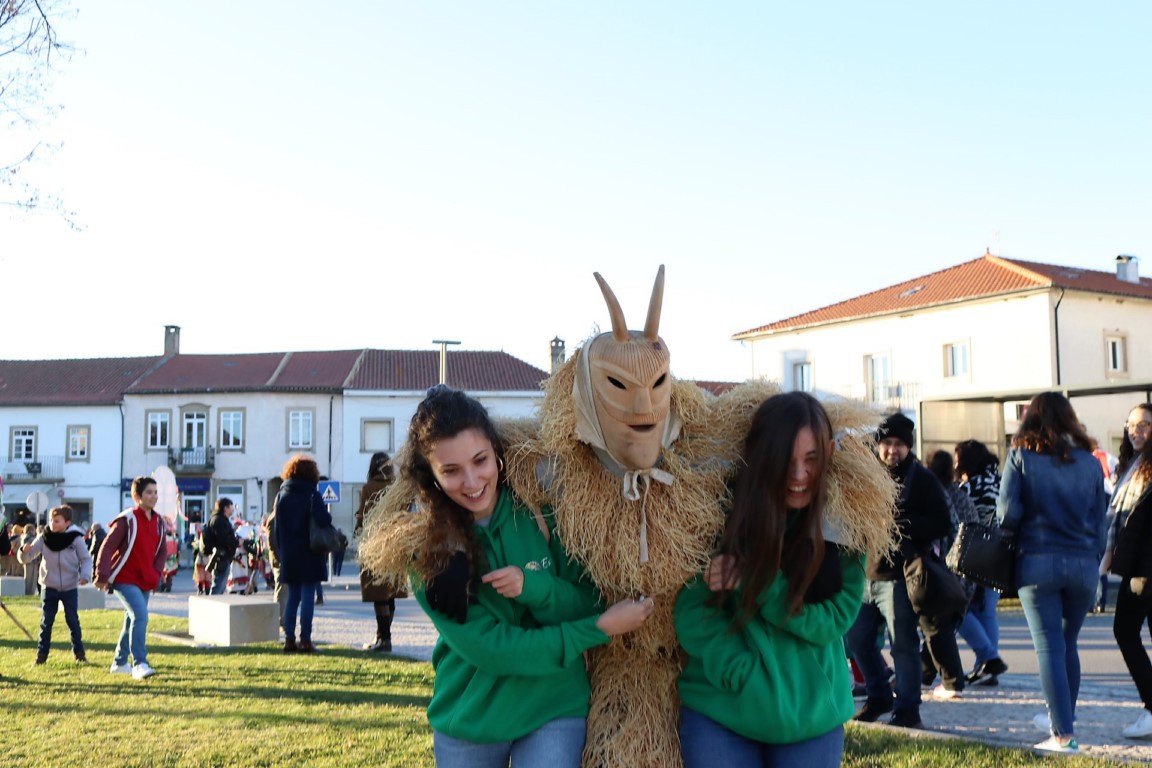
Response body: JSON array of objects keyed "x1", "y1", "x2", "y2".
[
  {"x1": 1123, "y1": 710, "x2": 1152, "y2": 739},
  {"x1": 109, "y1": 662, "x2": 132, "y2": 674},
  {"x1": 1034, "y1": 736, "x2": 1078, "y2": 753},
  {"x1": 131, "y1": 662, "x2": 156, "y2": 679},
  {"x1": 932, "y1": 684, "x2": 962, "y2": 700}
]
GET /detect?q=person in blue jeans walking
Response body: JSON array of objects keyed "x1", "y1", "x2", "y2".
[
  {"x1": 998, "y1": 392, "x2": 1107, "y2": 754},
  {"x1": 19, "y1": 504, "x2": 92, "y2": 665},
  {"x1": 94, "y1": 476, "x2": 168, "y2": 680}
]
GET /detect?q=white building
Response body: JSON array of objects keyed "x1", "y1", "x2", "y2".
[{"x1": 733, "y1": 252, "x2": 1152, "y2": 456}]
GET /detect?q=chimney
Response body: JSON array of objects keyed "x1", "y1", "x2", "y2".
[
  {"x1": 164, "y1": 325, "x2": 181, "y2": 356},
  {"x1": 550, "y1": 337, "x2": 566, "y2": 374},
  {"x1": 1116, "y1": 254, "x2": 1140, "y2": 284}
]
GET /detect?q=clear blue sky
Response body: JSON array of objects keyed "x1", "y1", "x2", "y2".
[{"x1": 3, "y1": 1, "x2": 1149, "y2": 381}]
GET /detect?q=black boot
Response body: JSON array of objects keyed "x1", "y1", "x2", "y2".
[{"x1": 367, "y1": 601, "x2": 393, "y2": 652}]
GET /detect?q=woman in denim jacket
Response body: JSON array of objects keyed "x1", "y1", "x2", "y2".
[{"x1": 998, "y1": 392, "x2": 1107, "y2": 754}]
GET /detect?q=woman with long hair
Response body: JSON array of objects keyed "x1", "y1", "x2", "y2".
[
  {"x1": 675, "y1": 392, "x2": 865, "y2": 767},
  {"x1": 356, "y1": 451, "x2": 402, "y2": 652},
  {"x1": 404, "y1": 385, "x2": 652, "y2": 768},
  {"x1": 272, "y1": 454, "x2": 329, "y2": 653},
  {"x1": 953, "y1": 439, "x2": 1009, "y2": 686},
  {"x1": 998, "y1": 392, "x2": 1107, "y2": 753},
  {"x1": 1103, "y1": 403, "x2": 1152, "y2": 739}
]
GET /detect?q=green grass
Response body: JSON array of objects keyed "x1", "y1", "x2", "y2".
[{"x1": 0, "y1": 597, "x2": 1124, "y2": 767}]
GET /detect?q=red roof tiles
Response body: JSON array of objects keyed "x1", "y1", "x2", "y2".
[
  {"x1": 348, "y1": 350, "x2": 548, "y2": 392},
  {"x1": 733, "y1": 253, "x2": 1152, "y2": 339},
  {"x1": 0, "y1": 357, "x2": 164, "y2": 406}
]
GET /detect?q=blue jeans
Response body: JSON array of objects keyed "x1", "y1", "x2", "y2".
[
  {"x1": 284, "y1": 582, "x2": 317, "y2": 643},
  {"x1": 680, "y1": 707, "x2": 843, "y2": 768},
  {"x1": 1017, "y1": 553, "x2": 1097, "y2": 737},
  {"x1": 111, "y1": 583, "x2": 151, "y2": 666},
  {"x1": 846, "y1": 579, "x2": 921, "y2": 716},
  {"x1": 958, "y1": 586, "x2": 1000, "y2": 666},
  {"x1": 433, "y1": 717, "x2": 586, "y2": 768},
  {"x1": 38, "y1": 587, "x2": 85, "y2": 658},
  {"x1": 211, "y1": 566, "x2": 229, "y2": 595}
]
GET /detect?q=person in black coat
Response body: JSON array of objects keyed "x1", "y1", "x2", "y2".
[
  {"x1": 273, "y1": 454, "x2": 331, "y2": 653},
  {"x1": 202, "y1": 498, "x2": 239, "y2": 595}
]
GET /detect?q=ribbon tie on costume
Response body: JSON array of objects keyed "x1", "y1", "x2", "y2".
[{"x1": 622, "y1": 467, "x2": 675, "y2": 563}]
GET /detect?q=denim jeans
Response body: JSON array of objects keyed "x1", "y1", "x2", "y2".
[
  {"x1": 284, "y1": 582, "x2": 317, "y2": 643},
  {"x1": 111, "y1": 583, "x2": 151, "y2": 666},
  {"x1": 1113, "y1": 579, "x2": 1152, "y2": 711},
  {"x1": 38, "y1": 587, "x2": 85, "y2": 658},
  {"x1": 680, "y1": 707, "x2": 844, "y2": 768},
  {"x1": 211, "y1": 566, "x2": 229, "y2": 595},
  {"x1": 433, "y1": 717, "x2": 586, "y2": 768},
  {"x1": 958, "y1": 586, "x2": 1000, "y2": 666},
  {"x1": 846, "y1": 579, "x2": 921, "y2": 716},
  {"x1": 1016, "y1": 553, "x2": 1097, "y2": 737}
]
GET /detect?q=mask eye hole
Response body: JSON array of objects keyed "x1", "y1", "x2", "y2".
[
  {"x1": 607, "y1": 376, "x2": 626, "y2": 390},
  {"x1": 654, "y1": 374, "x2": 667, "y2": 387}
]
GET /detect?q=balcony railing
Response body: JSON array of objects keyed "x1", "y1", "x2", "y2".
[
  {"x1": 0, "y1": 455, "x2": 65, "y2": 483},
  {"x1": 168, "y1": 446, "x2": 216, "y2": 472}
]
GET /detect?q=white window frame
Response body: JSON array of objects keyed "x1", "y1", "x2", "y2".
[
  {"x1": 67, "y1": 424, "x2": 91, "y2": 463},
  {"x1": 943, "y1": 341, "x2": 970, "y2": 379},
  {"x1": 1106, "y1": 332, "x2": 1128, "y2": 376},
  {"x1": 864, "y1": 353, "x2": 892, "y2": 404},
  {"x1": 147, "y1": 410, "x2": 171, "y2": 450},
  {"x1": 792, "y1": 361, "x2": 813, "y2": 393},
  {"x1": 288, "y1": 409, "x2": 314, "y2": 450},
  {"x1": 219, "y1": 409, "x2": 245, "y2": 451},
  {"x1": 361, "y1": 418, "x2": 395, "y2": 453},
  {"x1": 11, "y1": 426, "x2": 36, "y2": 460},
  {"x1": 182, "y1": 406, "x2": 208, "y2": 450}
]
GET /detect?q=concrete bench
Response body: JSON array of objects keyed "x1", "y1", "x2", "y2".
[
  {"x1": 188, "y1": 594, "x2": 279, "y2": 646},
  {"x1": 76, "y1": 586, "x2": 107, "y2": 610},
  {"x1": 0, "y1": 576, "x2": 29, "y2": 596}
]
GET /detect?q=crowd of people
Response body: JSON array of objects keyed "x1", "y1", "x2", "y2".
[{"x1": 7, "y1": 384, "x2": 1152, "y2": 766}]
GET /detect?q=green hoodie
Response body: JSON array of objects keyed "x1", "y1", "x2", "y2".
[
  {"x1": 414, "y1": 486, "x2": 610, "y2": 743},
  {"x1": 675, "y1": 549, "x2": 866, "y2": 744}
]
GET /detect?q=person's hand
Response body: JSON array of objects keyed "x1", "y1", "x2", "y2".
[
  {"x1": 705, "y1": 555, "x2": 739, "y2": 592},
  {"x1": 425, "y1": 551, "x2": 473, "y2": 624},
  {"x1": 21, "y1": 544, "x2": 32, "y2": 554},
  {"x1": 1099, "y1": 551, "x2": 1113, "y2": 576},
  {"x1": 804, "y1": 543, "x2": 844, "y2": 604},
  {"x1": 481, "y1": 566, "x2": 524, "y2": 599},
  {"x1": 92, "y1": 580, "x2": 107, "y2": 591},
  {"x1": 596, "y1": 596, "x2": 655, "y2": 636},
  {"x1": 79, "y1": 578, "x2": 89, "y2": 586},
  {"x1": 1131, "y1": 577, "x2": 1147, "y2": 597}
]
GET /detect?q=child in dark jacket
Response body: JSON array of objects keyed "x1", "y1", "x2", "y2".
[{"x1": 18, "y1": 505, "x2": 92, "y2": 665}]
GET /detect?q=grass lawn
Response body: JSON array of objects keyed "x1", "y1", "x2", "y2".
[{"x1": 0, "y1": 596, "x2": 1121, "y2": 767}]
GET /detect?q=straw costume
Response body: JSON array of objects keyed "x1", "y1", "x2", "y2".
[{"x1": 360, "y1": 267, "x2": 898, "y2": 768}]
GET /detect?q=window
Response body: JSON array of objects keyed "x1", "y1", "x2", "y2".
[
  {"x1": 792, "y1": 361, "x2": 812, "y2": 393},
  {"x1": 11, "y1": 427, "x2": 35, "y2": 460},
  {"x1": 220, "y1": 410, "x2": 244, "y2": 450},
  {"x1": 362, "y1": 419, "x2": 394, "y2": 452},
  {"x1": 944, "y1": 341, "x2": 970, "y2": 378},
  {"x1": 147, "y1": 411, "x2": 170, "y2": 450},
  {"x1": 864, "y1": 353, "x2": 891, "y2": 403},
  {"x1": 289, "y1": 409, "x2": 314, "y2": 450},
  {"x1": 67, "y1": 425, "x2": 90, "y2": 462},
  {"x1": 1106, "y1": 333, "x2": 1128, "y2": 375},
  {"x1": 183, "y1": 409, "x2": 208, "y2": 449}
]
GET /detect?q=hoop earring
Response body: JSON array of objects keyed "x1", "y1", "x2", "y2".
[
  {"x1": 498, "y1": 457, "x2": 505, "y2": 473},
  {"x1": 433, "y1": 481, "x2": 442, "y2": 493}
]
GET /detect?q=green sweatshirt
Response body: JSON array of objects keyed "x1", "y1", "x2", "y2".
[
  {"x1": 414, "y1": 486, "x2": 610, "y2": 743},
  {"x1": 675, "y1": 549, "x2": 866, "y2": 744}
]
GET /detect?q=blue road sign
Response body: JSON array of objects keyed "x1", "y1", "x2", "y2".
[{"x1": 318, "y1": 481, "x2": 341, "y2": 504}]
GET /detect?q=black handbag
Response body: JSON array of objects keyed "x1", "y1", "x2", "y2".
[
  {"x1": 904, "y1": 546, "x2": 969, "y2": 618},
  {"x1": 946, "y1": 522, "x2": 1017, "y2": 594},
  {"x1": 308, "y1": 495, "x2": 341, "y2": 555}
]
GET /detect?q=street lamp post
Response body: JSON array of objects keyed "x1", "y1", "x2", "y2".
[{"x1": 432, "y1": 339, "x2": 461, "y2": 384}]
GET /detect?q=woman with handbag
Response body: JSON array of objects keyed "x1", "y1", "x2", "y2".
[
  {"x1": 998, "y1": 392, "x2": 1107, "y2": 753},
  {"x1": 675, "y1": 392, "x2": 866, "y2": 766},
  {"x1": 272, "y1": 454, "x2": 331, "y2": 653},
  {"x1": 953, "y1": 439, "x2": 1009, "y2": 686},
  {"x1": 1102, "y1": 403, "x2": 1152, "y2": 739}
]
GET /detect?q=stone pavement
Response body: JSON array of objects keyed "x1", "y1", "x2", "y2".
[{"x1": 138, "y1": 568, "x2": 1152, "y2": 763}]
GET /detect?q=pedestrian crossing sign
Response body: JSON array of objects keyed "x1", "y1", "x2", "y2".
[{"x1": 318, "y1": 481, "x2": 341, "y2": 504}]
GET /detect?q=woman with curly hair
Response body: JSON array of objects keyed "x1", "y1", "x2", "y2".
[
  {"x1": 998, "y1": 392, "x2": 1107, "y2": 753},
  {"x1": 404, "y1": 385, "x2": 653, "y2": 768},
  {"x1": 272, "y1": 453, "x2": 329, "y2": 653}
]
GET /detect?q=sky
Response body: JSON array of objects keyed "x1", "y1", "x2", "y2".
[{"x1": 2, "y1": 2, "x2": 1150, "y2": 381}]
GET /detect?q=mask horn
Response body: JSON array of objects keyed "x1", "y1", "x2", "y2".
[
  {"x1": 643, "y1": 265, "x2": 665, "y2": 341},
  {"x1": 594, "y1": 272, "x2": 630, "y2": 342}
]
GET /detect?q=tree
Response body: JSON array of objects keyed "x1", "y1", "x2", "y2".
[{"x1": 1, "y1": 0, "x2": 76, "y2": 222}]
